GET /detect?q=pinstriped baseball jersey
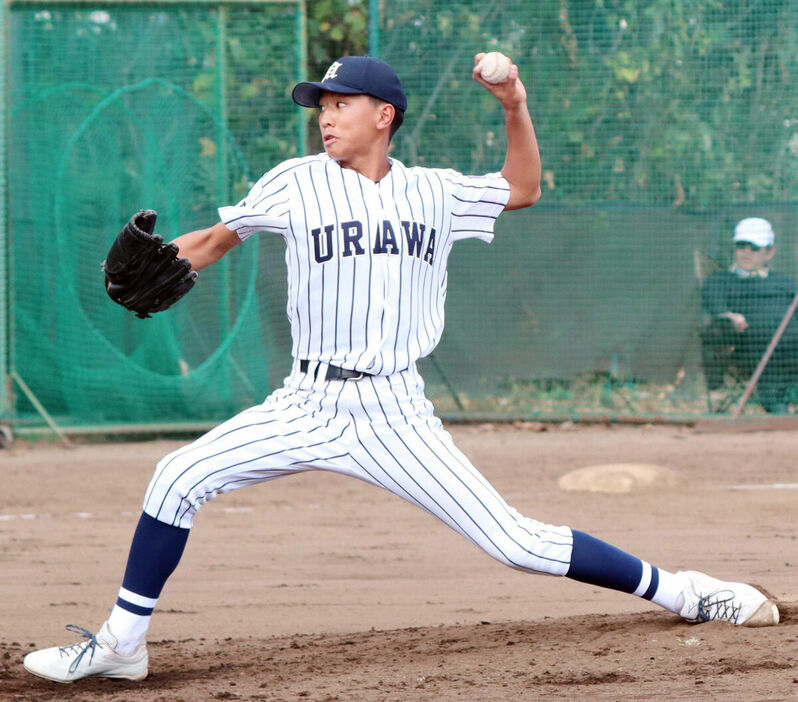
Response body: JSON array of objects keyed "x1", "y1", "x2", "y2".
[
  {"x1": 141, "y1": 153, "x2": 575, "y2": 578},
  {"x1": 218, "y1": 154, "x2": 510, "y2": 375}
]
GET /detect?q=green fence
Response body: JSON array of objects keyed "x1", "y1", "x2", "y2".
[
  {"x1": 2, "y1": 0, "x2": 797, "y2": 435},
  {"x1": 380, "y1": 0, "x2": 798, "y2": 419},
  {"x1": 5, "y1": 0, "x2": 303, "y2": 430}
]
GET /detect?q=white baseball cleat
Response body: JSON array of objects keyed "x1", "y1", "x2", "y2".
[
  {"x1": 678, "y1": 570, "x2": 779, "y2": 627},
  {"x1": 23, "y1": 622, "x2": 148, "y2": 683}
]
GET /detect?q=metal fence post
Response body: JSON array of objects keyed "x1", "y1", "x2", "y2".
[
  {"x1": 368, "y1": 0, "x2": 379, "y2": 58},
  {"x1": 0, "y1": 0, "x2": 9, "y2": 418}
]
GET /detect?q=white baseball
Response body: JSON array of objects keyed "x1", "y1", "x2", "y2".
[{"x1": 478, "y1": 52, "x2": 512, "y2": 84}]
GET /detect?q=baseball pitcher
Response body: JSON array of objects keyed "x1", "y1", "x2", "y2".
[{"x1": 24, "y1": 53, "x2": 778, "y2": 684}]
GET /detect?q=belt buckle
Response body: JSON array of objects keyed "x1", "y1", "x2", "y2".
[{"x1": 348, "y1": 370, "x2": 365, "y2": 381}]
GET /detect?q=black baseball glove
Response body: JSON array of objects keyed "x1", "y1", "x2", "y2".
[{"x1": 102, "y1": 209, "x2": 198, "y2": 318}]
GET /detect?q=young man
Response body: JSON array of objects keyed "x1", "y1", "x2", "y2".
[
  {"x1": 701, "y1": 217, "x2": 798, "y2": 413},
  {"x1": 24, "y1": 54, "x2": 778, "y2": 684}
]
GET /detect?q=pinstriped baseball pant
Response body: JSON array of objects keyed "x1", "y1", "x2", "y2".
[{"x1": 142, "y1": 361, "x2": 574, "y2": 576}]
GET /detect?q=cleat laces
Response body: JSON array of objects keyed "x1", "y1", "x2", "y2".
[
  {"x1": 696, "y1": 589, "x2": 741, "y2": 624},
  {"x1": 59, "y1": 625, "x2": 105, "y2": 674}
]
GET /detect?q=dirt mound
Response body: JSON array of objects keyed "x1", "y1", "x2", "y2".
[
  {"x1": 558, "y1": 462, "x2": 684, "y2": 493},
  {"x1": 2, "y1": 424, "x2": 796, "y2": 700},
  {"x1": 3, "y1": 605, "x2": 796, "y2": 701}
]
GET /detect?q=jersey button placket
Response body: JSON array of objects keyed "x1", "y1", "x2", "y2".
[{"x1": 375, "y1": 184, "x2": 397, "y2": 362}]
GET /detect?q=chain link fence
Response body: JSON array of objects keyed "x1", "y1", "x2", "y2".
[{"x1": 2, "y1": 0, "x2": 797, "y2": 437}]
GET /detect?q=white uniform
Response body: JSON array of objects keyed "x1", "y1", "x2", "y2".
[{"x1": 143, "y1": 154, "x2": 574, "y2": 576}]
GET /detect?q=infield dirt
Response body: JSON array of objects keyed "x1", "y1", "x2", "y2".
[{"x1": 1, "y1": 423, "x2": 796, "y2": 700}]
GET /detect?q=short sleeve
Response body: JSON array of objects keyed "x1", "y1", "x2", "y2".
[
  {"x1": 443, "y1": 170, "x2": 511, "y2": 243},
  {"x1": 218, "y1": 159, "x2": 299, "y2": 241}
]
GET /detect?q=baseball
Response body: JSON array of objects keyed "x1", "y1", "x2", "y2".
[{"x1": 478, "y1": 52, "x2": 512, "y2": 84}]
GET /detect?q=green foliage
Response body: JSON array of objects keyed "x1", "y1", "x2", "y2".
[
  {"x1": 306, "y1": 0, "x2": 369, "y2": 77},
  {"x1": 377, "y1": 0, "x2": 798, "y2": 207},
  {"x1": 301, "y1": 1, "x2": 369, "y2": 151}
]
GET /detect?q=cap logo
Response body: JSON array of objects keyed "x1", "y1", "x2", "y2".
[{"x1": 322, "y1": 61, "x2": 343, "y2": 82}]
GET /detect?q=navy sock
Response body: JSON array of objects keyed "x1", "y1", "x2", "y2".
[
  {"x1": 117, "y1": 512, "x2": 190, "y2": 612},
  {"x1": 566, "y1": 530, "x2": 649, "y2": 594}
]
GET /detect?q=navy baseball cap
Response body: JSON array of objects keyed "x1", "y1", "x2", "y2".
[{"x1": 292, "y1": 56, "x2": 407, "y2": 113}]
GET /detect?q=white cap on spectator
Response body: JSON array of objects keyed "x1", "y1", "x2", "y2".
[{"x1": 733, "y1": 217, "x2": 775, "y2": 247}]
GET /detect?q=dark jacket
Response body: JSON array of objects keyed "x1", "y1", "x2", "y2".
[{"x1": 700, "y1": 269, "x2": 798, "y2": 393}]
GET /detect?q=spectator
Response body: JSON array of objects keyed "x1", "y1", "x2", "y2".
[{"x1": 700, "y1": 217, "x2": 798, "y2": 413}]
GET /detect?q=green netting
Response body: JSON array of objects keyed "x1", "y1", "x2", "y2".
[
  {"x1": 379, "y1": 0, "x2": 798, "y2": 418},
  {"x1": 4, "y1": 0, "x2": 798, "y2": 430},
  {"x1": 0, "y1": 0, "x2": 7, "y2": 417},
  {"x1": 8, "y1": 1, "x2": 302, "y2": 425}
]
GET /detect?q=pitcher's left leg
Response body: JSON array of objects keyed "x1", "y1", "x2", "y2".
[
  {"x1": 346, "y1": 375, "x2": 573, "y2": 575},
  {"x1": 345, "y1": 373, "x2": 778, "y2": 627}
]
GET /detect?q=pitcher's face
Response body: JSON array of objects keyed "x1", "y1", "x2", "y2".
[{"x1": 318, "y1": 92, "x2": 384, "y2": 165}]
